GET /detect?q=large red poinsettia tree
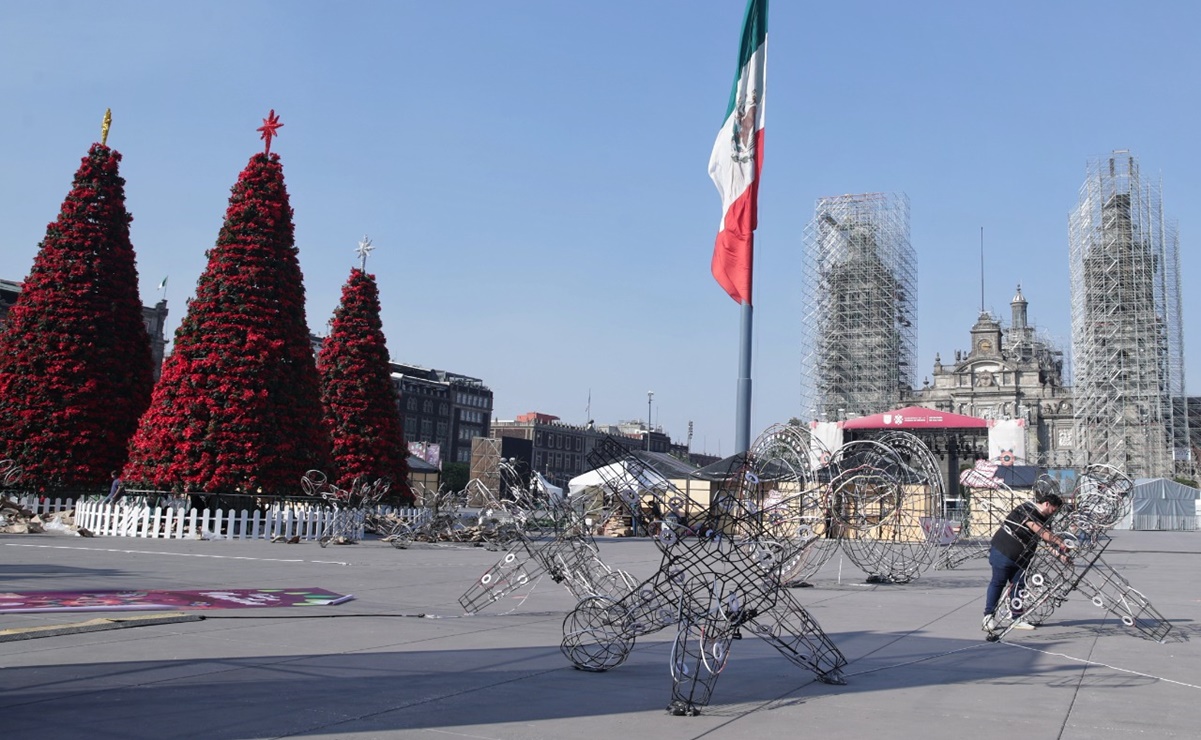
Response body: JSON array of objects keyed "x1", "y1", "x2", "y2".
[
  {"x1": 318, "y1": 265, "x2": 411, "y2": 501},
  {"x1": 124, "y1": 114, "x2": 330, "y2": 494},
  {"x1": 0, "y1": 142, "x2": 154, "y2": 491}
]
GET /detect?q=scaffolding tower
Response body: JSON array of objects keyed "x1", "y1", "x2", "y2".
[
  {"x1": 801, "y1": 193, "x2": 917, "y2": 421},
  {"x1": 1068, "y1": 151, "x2": 1190, "y2": 478}
]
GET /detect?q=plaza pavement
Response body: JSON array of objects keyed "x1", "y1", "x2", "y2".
[{"x1": 1, "y1": 529, "x2": 1199, "y2": 740}]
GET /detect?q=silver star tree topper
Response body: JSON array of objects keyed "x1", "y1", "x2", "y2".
[{"x1": 355, "y1": 235, "x2": 375, "y2": 271}]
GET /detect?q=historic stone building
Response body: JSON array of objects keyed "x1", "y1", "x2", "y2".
[{"x1": 913, "y1": 286, "x2": 1075, "y2": 467}]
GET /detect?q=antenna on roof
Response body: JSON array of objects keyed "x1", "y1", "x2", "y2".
[{"x1": 979, "y1": 227, "x2": 985, "y2": 314}]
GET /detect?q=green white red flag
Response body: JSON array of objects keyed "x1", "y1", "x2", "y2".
[{"x1": 709, "y1": 0, "x2": 767, "y2": 306}]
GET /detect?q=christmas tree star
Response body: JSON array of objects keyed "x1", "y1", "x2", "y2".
[
  {"x1": 355, "y1": 235, "x2": 375, "y2": 270},
  {"x1": 257, "y1": 109, "x2": 283, "y2": 154}
]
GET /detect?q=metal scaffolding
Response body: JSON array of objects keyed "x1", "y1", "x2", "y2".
[
  {"x1": 1068, "y1": 151, "x2": 1190, "y2": 477},
  {"x1": 801, "y1": 193, "x2": 916, "y2": 421}
]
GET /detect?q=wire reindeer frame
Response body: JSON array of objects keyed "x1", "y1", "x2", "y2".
[{"x1": 557, "y1": 430, "x2": 849, "y2": 716}]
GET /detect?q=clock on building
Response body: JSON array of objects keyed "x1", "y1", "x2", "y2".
[{"x1": 977, "y1": 338, "x2": 993, "y2": 353}]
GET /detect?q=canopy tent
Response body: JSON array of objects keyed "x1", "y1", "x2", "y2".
[
  {"x1": 1115, "y1": 478, "x2": 1199, "y2": 531},
  {"x1": 568, "y1": 460, "x2": 672, "y2": 497}
]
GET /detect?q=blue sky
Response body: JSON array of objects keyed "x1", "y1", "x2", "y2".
[{"x1": 2, "y1": 1, "x2": 1200, "y2": 457}]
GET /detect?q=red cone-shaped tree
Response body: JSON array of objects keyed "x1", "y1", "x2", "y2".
[
  {"x1": 318, "y1": 268, "x2": 411, "y2": 501},
  {"x1": 123, "y1": 151, "x2": 330, "y2": 494},
  {"x1": 0, "y1": 144, "x2": 154, "y2": 491}
]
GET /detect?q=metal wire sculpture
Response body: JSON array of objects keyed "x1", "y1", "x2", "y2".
[
  {"x1": 937, "y1": 457, "x2": 1040, "y2": 570},
  {"x1": 300, "y1": 470, "x2": 391, "y2": 547},
  {"x1": 826, "y1": 432, "x2": 950, "y2": 584},
  {"x1": 558, "y1": 434, "x2": 848, "y2": 716},
  {"x1": 458, "y1": 459, "x2": 638, "y2": 614},
  {"x1": 752, "y1": 425, "x2": 841, "y2": 588},
  {"x1": 0, "y1": 459, "x2": 22, "y2": 488},
  {"x1": 387, "y1": 478, "x2": 521, "y2": 551},
  {"x1": 983, "y1": 465, "x2": 1171, "y2": 642}
]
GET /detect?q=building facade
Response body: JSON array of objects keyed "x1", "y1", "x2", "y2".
[
  {"x1": 486, "y1": 413, "x2": 717, "y2": 490},
  {"x1": 914, "y1": 286, "x2": 1074, "y2": 467},
  {"x1": 390, "y1": 362, "x2": 493, "y2": 466}
]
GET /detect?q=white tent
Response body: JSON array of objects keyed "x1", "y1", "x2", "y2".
[
  {"x1": 568, "y1": 460, "x2": 671, "y2": 498},
  {"x1": 1114, "y1": 478, "x2": 1199, "y2": 531},
  {"x1": 532, "y1": 471, "x2": 564, "y2": 502}
]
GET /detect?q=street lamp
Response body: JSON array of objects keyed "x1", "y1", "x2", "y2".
[{"x1": 647, "y1": 391, "x2": 654, "y2": 451}]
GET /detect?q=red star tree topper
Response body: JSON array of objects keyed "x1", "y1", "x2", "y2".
[
  {"x1": 317, "y1": 267, "x2": 412, "y2": 502},
  {"x1": 257, "y1": 109, "x2": 283, "y2": 155},
  {"x1": 123, "y1": 139, "x2": 330, "y2": 494},
  {"x1": 0, "y1": 143, "x2": 154, "y2": 491}
]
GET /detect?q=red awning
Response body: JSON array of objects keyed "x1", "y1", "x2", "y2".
[{"x1": 841, "y1": 405, "x2": 988, "y2": 430}]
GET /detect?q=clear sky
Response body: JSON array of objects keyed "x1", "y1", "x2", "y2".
[{"x1": 3, "y1": 1, "x2": 1200, "y2": 457}]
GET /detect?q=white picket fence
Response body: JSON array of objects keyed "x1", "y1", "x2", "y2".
[
  {"x1": 7, "y1": 494, "x2": 424, "y2": 543},
  {"x1": 8, "y1": 494, "x2": 78, "y2": 516}
]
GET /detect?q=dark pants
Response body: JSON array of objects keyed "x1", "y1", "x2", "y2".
[{"x1": 984, "y1": 547, "x2": 1025, "y2": 616}]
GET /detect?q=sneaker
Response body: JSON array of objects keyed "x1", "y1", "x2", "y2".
[{"x1": 982, "y1": 615, "x2": 998, "y2": 632}]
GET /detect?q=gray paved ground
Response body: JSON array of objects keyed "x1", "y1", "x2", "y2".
[{"x1": 1, "y1": 529, "x2": 1199, "y2": 739}]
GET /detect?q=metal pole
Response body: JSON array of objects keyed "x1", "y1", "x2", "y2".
[
  {"x1": 647, "y1": 391, "x2": 654, "y2": 451},
  {"x1": 735, "y1": 302, "x2": 753, "y2": 453}
]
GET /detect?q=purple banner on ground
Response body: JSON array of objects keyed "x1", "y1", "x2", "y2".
[{"x1": 0, "y1": 587, "x2": 354, "y2": 613}]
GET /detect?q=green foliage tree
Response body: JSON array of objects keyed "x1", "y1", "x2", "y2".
[{"x1": 441, "y1": 462, "x2": 469, "y2": 493}]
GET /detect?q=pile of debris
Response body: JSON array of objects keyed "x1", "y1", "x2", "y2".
[{"x1": 0, "y1": 497, "x2": 92, "y2": 536}]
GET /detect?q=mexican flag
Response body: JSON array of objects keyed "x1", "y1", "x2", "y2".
[{"x1": 709, "y1": 0, "x2": 767, "y2": 306}]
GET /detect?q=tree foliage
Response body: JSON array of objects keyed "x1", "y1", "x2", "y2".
[
  {"x1": 124, "y1": 152, "x2": 329, "y2": 493},
  {"x1": 0, "y1": 144, "x2": 153, "y2": 490},
  {"x1": 318, "y1": 268, "x2": 410, "y2": 500}
]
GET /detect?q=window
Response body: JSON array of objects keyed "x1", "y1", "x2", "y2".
[{"x1": 423, "y1": 400, "x2": 433, "y2": 413}]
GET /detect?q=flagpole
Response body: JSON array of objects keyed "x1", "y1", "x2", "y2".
[
  {"x1": 709, "y1": 0, "x2": 766, "y2": 455},
  {"x1": 736, "y1": 303, "x2": 752, "y2": 452}
]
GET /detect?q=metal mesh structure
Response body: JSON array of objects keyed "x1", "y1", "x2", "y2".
[
  {"x1": 835, "y1": 432, "x2": 948, "y2": 583},
  {"x1": 459, "y1": 459, "x2": 636, "y2": 615},
  {"x1": 801, "y1": 193, "x2": 916, "y2": 420},
  {"x1": 1068, "y1": 152, "x2": 1190, "y2": 477},
  {"x1": 939, "y1": 457, "x2": 1037, "y2": 569},
  {"x1": 559, "y1": 434, "x2": 848, "y2": 716},
  {"x1": 984, "y1": 465, "x2": 1170, "y2": 643}
]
